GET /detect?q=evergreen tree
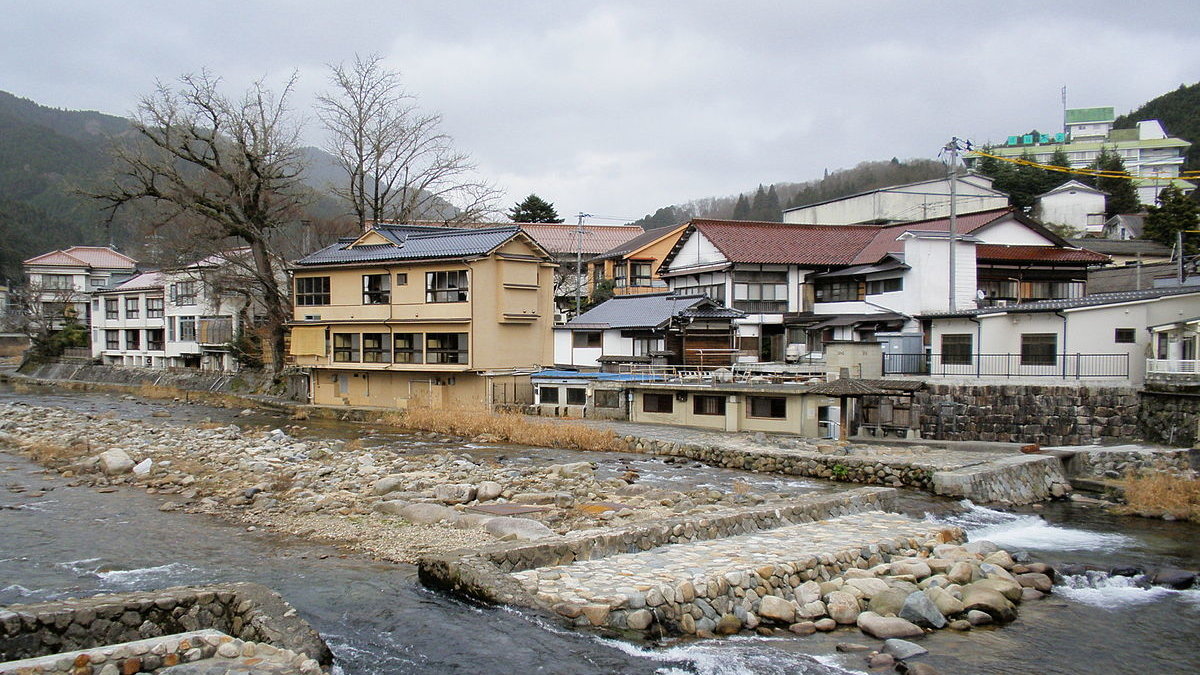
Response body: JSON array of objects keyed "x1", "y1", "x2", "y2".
[
  {"x1": 748, "y1": 185, "x2": 768, "y2": 220},
  {"x1": 762, "y1": 185, "x2": 782, "y2": 222},
  {"x1": 1143, "y1": 184, "x2": 1199, "y2": 253},
  {"x1": 508, "y1": 194, "x2": 564, "y2": 223},
  {"x1": 1084, "y1": 147, "x2": 1140, "y2": 217},
  {"x1": 731, "y1": 194, "x2": 751, "y2": 219}
]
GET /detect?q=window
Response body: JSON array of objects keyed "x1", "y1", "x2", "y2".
[
  {"x1": 748, "y1": 396, "x2": 787, "y2": 419},
  {"x1": 105, "y1": 330, "x2": 120, "y2": 350},
  {"x1": 105, "y1": 299, "x2": 119, "y2": 320},
  {"x1": 594, "y1": 390, "x2": 621, "y2": 408},
  {"x1": 333, "y1": 333, "x2": 361, "y2": 362},
  {"x1": 295, "y1": 277, "x2": 330, "y2": 306},
  {"x1": 125, "y1": 297, "x2": 139, "y2": 319},
  {"x1": 614, "y1": 264, "x2": 627, "y2": 288},
  {"x1": 693, "y1": 394, "x2": 726, "y2": 416},
  {"x1": 1020, "y1": 333, "x2": 1057, "y2": 366},
  {"x1": 941, "y1": 334, "x2": 973, "y2": 366},
  {"x1": 1114, "y1": 328, "x2": 1136, "y2": 344},
  {"x1": 426, "y1": 333, "x2": 468, "y2": 364},
  {"x1": 733, "y1": 269, "x2": 788, "y2": 311},
  {"x1": 171, "y1": 281, "x2": 197, "y2": 306},
  {"x1": 866, "y1": 278, "x2": 903, "y2": 295},
  {"x1": 573, "y1": 331, "x2": 602, "y2": 348},
  {"x1": 42, "y1": 274, "x2": 74, "y2": 290},
  {"x1": 147, "y1": 298, "x2": 164, "y2": 318},
  {"x1": 642, "y1": 393, "x2": 673, "y2": 413},
  {"x1": 426, "y1": 270, "x2": 469, "y2": 303},
  {"x1": 167, "y1": 317, "x2": 175, "y2": 341},
  {"x1": 1157, "y1": 332, "x2": 1169, "y2": 358},
  {"x1": 631, "y1": 262, "x2": 653, "y2": 287},
  {"x1": 125, "y1": 329, "x2": 140, "y2": 350},
  {"x1": 633, "y1": 338, "x2": 663, "y2": 356},
  {"x1": 539, "y1": 386, "x2": 560, "y2": 404},
  {"x1": 673, "y1": 273, "x2": 726, "y2": 303},
  {"x1": 566, "y1": 388, "x2": 587, "y2": 405},
  {"x1": 395, "y1": 273, "x2": 408, "y2": 286},
  {"x1": 393, "y1": 333, "x2": 423, "y2": 363},
  {"x1": 814, "y1": 280, "x2": 863, "y2": 303},
  {"x1": 362, "y1": 333, "x2": 390, "y2": 363},
  {"x1": 362, "y1": 274, "x2": 391, "y2": 304},
  {"x1": 146, "y1": 329, "x2": 164, "y2": 351},
  {"x1": 178, "y1": 316, "x2": 196, "y2": 341}
]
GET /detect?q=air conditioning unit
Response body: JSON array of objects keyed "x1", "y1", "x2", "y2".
[{"x1": 304, "y1": 314, "x2": 322, "y2": 321}]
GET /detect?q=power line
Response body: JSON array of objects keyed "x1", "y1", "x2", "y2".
[{"x1": 969, "y1": 146, "x2": 1200, "y2": 181}]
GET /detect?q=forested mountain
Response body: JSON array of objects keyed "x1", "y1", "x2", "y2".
[
  {"x1": 1114, "y1": 82, "x2": 1200, "y2": 173},
  {"x1": 627, "y1": 158, "x2": 947, "y2": 230}
]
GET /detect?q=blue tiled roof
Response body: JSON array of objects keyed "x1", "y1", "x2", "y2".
[
  {"x1": 295, "y1": 225, "x2": 523, "y2": 266},
  {"x1": 562, "y1": 292, "x2": 743, "y2": 330}
]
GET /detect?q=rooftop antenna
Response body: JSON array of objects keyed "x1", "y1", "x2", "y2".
[
  {"x1": 1061, "y1": 85, "x2": 1068, "y2": 136},
  {"x1": 575, "y1": 212, "x2": 593, "y2": 316}
]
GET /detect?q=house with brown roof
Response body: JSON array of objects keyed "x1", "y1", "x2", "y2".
[
  {"x1": 585, "y1": 223, "x2": 689, "y2": 298},
  {"x1": 22, "y1": 246, "x2": 138, "y2": 331},
  {"x1": 657, "y1": 208, "x2": 1108, "y2": 363}
]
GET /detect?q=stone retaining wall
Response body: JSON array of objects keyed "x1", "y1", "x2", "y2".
[
  {"x1": 932, "y1": 454, "x2": 1071, "y2": 504},
  {"x1": 419, "y1": 488, "x2": 897, "y2": 606},
  {"x1": 1068, "y1": 447, "x2": 1198, "y2": 479},
  {"x1": 618, "y1": 437, "x2": 937, "y2": 491},
  {"x1": 913, "y1": 383, "x2": 1140, "y2": 446},
  {"x1": 1139, "y1": 390, "x2": 1200, "y2": 448},
  {"x1": 0, "y1": 583, "x2": 330, "y2": 667}
]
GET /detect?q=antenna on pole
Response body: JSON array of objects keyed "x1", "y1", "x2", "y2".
[
  {"x1": 574, "y1": 212, "x2": 592, "y2": 317},
  {"x1": 941, "y1": 138, "x2": 970, "y2": 313},
  {"x1": 1061, "y1": 85, "x2": 1068, "y2": 136}
]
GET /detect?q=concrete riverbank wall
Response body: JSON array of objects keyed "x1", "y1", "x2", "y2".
[{"x1": 0, "y1": 583, "x2": 330, "y2": 667}]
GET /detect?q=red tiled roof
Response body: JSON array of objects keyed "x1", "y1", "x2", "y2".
[
  {"x1": 24, "y1": 246, "x2": 137, "y2": 269},
  {"x1": 851, "y1": 209, "x2": 1015, "y2": 264},
  {"x1": 689, "y1": 219, "x2": 880, "y2": 265},
  {"x1": 975, "y1": 244, "x2": 1109, "y2": 264},
  {"x1": 521, "y1": 224, "x2": 643, "y2": 255}
]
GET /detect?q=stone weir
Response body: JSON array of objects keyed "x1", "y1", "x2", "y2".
[
  {"x1": 0, "y1": 583, "x2": 331, "y2": 671},
  {"x1": 616, "y1": 431, "x2": 1072, "y2": 506},
  {"x1": 419, "y1": 487, "x2": 965, "y2": 637}
]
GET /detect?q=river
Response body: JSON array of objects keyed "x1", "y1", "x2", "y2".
[{"x1": 1, "y1": 383, "x2": 1198, "y2": 674}]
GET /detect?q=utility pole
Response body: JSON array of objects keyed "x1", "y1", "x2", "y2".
[
  {"x1": 943, "y1": 138, "x2": 965, "y2": 312},
  {"x1": 574, "y1": 212, "x2": 592, "y2": 317}
]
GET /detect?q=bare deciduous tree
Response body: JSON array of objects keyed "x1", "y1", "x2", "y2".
[
  {"x1": 317, "y1": 54, "x2": 501, "y2": 229},
  {"x1": 93, "y1": 71, "x2": 307, "y2": 374}
]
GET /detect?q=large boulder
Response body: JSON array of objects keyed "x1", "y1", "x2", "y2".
[
  {"x1": 899, "y1": 591, "x2": 947, "y2": 628},
  {"x1": 844, "y1": 577, "x2": 890, "y2": 599},
  {"x1": 434, "y1": 483, "x2": 477, "y2": 504},
  {"x1": 890, "y1": 560, "x2": 932, "y2": 580},
  {"x1": 395, "y1": 503, "x2": 456, "y2": 524},
  {"x1": 1152, "y1": 568, "x2": 1197, "y2": 590},
  {"x1": 484, "y1": 517, "x2": 557, "y2": 541},
  {"x1": 882, "y1": 638, "x2": 928, "y2": 660},
  {"x1": 99, "y1": 449, "x2": 135, "y2": 475},
  {"x1": 946, "y1": 561, "x2": 975, "y2": 585},
  {"x1": 372, "y1": 475, "x2": 406, "y2": 496},
  {"x1": 1015, "y1": 572, "x2": 1053, "y2": 593},
  {"x1": 924, "y1": 586, "x2": 965, "y2": 617},
  {"x1": 795, "y1": 580, "x2": 822, "y2": 605},
  {"x1": 855, "y1": 611, "x2": 924, "y2": 639},
  {"x1": 758, "y1": 595, "x2": 795, "y2": 623},
  {"x1": 867, "y1": 588, "x2": 909, "y2": 616},
  {"x1": 972, "y1": 577, "x2": 1023, "y2": 603},
  {"x1": 961, "y1": 585, "x2": 1016, "y2": 623},
  {"x1": 547, "y1": 462, "x2": 595, "y2": 479},
  {"x1": 796, "y1": 600, "x2": 827, "y2": 620},
  {"x1": 476, "y1": 481, "x2": 503, "y2": 502},
  {"x1": 826, "y1": 591, "x2": 861, "y2": 624}
]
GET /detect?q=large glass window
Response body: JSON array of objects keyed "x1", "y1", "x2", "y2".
[
  {"x1": 426, "y1": 270, "x2": 469, "y2": 303},
  {"x1": 362, "y1": 274, "x2": 390, "y2": 304},
  {"x1": 748, "y1": 396, "x2": 787, "y2": 419},
  {"x1": 573, "y1": 332, "x2": 602, "y2": 348},
  {"x1": 693, "y1": 394, "x2": 726, "y2": 416},
  {"x1": 362, "y1": 333, "x2": 390, "y2": 362},
  {"x1": 296, "y1": 277, "x2": 330, "y2": 306},
  {"x1": 392, "y1": 333, "x2": 423, "y2": 363},
  {"x1": 1114, "y1": 328, "x2": 1136, "y2": 344},
  {"x1": 178, "y1": 316, "x2": 196, "y2": 341},
  {"x1": 866, "y1": 278, "x2": 903, "y2": 295},
  {"x1": 105, "y1": 298, "x2": 118, "y2": 320},
  {"x1": 594, "y1": 390, "x2": 621, "y2": 408},
  {"x1": 124, "y1": 297, "x2": 139, "y2": 319},
  {"x1": 171, "y1": 281, "x2": 197, "y2": 306},
  {"x1": 814, "y1": 280, "x2": 863, "y2": 303},
  {"x1": 1020, "y1": 333, "x2": 1057, "y2": 366},
  {"x1": 333, "y1": 333, "x2": 361, "y2": 362},
  {"x1": 941, "y1": 334, "x2": 973, "y2": 366},
  {"x1": 539, "y1": 386, "x2": 559, "y2": 404},
  {"x1": 426, "y1": 333, "x2": 468, "y2": 364},
  {"x1": 125, "y1": 329, "x2": 140, "y2": 350},
  {"x1": 105, "y1": 330, "x2": 120, "y2": 350},
  {"x1": 642, "y1": 393, "x2": 673, "y2": 413},
  {"x1": 566, "y1": 388, "x2": 587, "y2": 405},
  {"x1": 146, "y1": 329, "x2": 165, "y2": 351},
  {"x1": 146, "y1": 298, "x2": 164, "y2": 318},
  {"x1": 631, "y1": 262, "x2": 653, "y2": 287},
  {"x1": 42, "y1": 274, "x2": 74, "y2": 290}
]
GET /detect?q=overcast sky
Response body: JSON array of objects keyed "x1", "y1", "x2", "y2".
[{"x1": 5, "y1": 1, "x2": 1199, "y2": 223}]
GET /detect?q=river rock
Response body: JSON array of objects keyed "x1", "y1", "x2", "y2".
[
  {"x1": 868, "y1": 652, "x2": 895, "y2": 669},
  {"x1": 966, "y1": 609, "x2": 993, "y2": 626},
  {"x1": 626, "y1": 609, "x2": 653, "y2": 630},
  {"x1": 814, "y1": 618, "x2": 837, "y2": 632},
  {"x1": 891, "y1": 560, "x2": 932, "y2": 580},
  {"x1": 1151, "y1": 568, "x2": 1197, "y2": 589},
  {"x1": 946, "y1": 561, "x2": 974, "y2": 585},
  {"x1": 484, "y1": 516, "x2": 557, "y2": 541},
  {"x1": 1015, "y1": 572, "x2": 1053, "y2": 593},
  {"x1": 855, "y1": 611, "x2": 924, "y2": 639},
  {"x1": 434, "y1": 483, "x2": 476, "y2": 504},
  {"x1": 99, "y1": 449, "x2": 135, "y2": 475},
  {"x1": 826, "y1": 591, "x2": 860, "y2": 624},
  {"x1": 962, "y1": 540, "x2": 999, "y2": 556},
  {"x1": 899, "y1": 663, "x2": 941, "y2": 675},
  {"x1": 924, "y1": 586, "x2": 964, "y2": 617},
  {"x1": 867, "y1": 588, "x2": 908, "y2": 616},
  {"x1": 547, "y1": 462, "x2": 594, "y2": 479},
  {"x1": 372, "y1": 499, "x2": 411, "y2": 515},
  {"x1": 789, "y1": 621, "x2": 816, "y2": 636},
  {"x1": 961, "y1": 586, "x2": 1015, "y2": 623},
  {"x1": 132, "y1": 458, "x2": 153, "y2": 476},
  {"x1": 972, "y1": 578, "x2": 1023, "y2": 603},
  {"x1": 983, "y1": 550, "x2": 1016, "y2": 569},
  {"x1": 395, "y1": 503, "x2": 455, "y2": 524},
  {"x1": 882, "y1": 638, "x2": 928, "y2": 660},
  {"x1": 758, "y1": 595, "x2": 795, "y2": 623},
  {"x1": 1020, "y1": 588, "x2": 1044, "y2": 601},
  {"x1": 795, "y1": 580, "x2": 822, "y2": 605},
  {"x1": 476, "y1": 481, "x2": 503, "y2": 502},
  {"x1": 372, "y1": 475, "x2": 406, "y2": 496},
  {"x1": 796, "y1": 600, "x2": 827, "y2": 620},
  {"x1": 899, "y1": 592, "x2": 946, "y2": 628},
  {"x1": 844, "y1": 577, "x2": 890, "y2": 598},
  {"x1": 715, "y1": 613, "x2": 742, "y2": 635},
  {"x1": 948, "y1": 619, "x2": 971, "y2": 631}
]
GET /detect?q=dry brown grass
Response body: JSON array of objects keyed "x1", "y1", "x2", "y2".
[
  {"x1": 22, "y1": 441, "x2": 81, "y2": 465},
  {"x1": 136, "y1": 384, "x2": 179, "y2": 400},
  {"x1": 383, "y1": 407, "x2": 622, "y2": 452},
  {"x1": 1116, "y1": 472, "x2": 1200, "y2": 522}
]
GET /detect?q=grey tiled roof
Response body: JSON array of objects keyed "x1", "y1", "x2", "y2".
[
  {"x1": 563, "y1": 292, "x2": 742, "y2": 330},
  {"x1": 922, "y1": 285, "x2": 1200, "y2": 318},
  {"x1": 295, "y1": 225, "x2": 523, "y2": 266}
]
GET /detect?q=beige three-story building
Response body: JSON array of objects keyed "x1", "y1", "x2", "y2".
[{"x1": 288, "y1": 224, "x2": 556, "y2": 409}]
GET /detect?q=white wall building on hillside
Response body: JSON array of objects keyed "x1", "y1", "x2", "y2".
[
  {"x1": 22, "y1": 246, "x2": 138, "y2": 330},
  {"x1": 782, "y1": 174, "x2": 1009, "y2": 225},
  {"x1": 1031, "y1": 180, "x2": 1108, "y2": 235}
]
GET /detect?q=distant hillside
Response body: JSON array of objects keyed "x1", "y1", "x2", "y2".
[
  {"x1": 1114, "y1": 82, "x2": 1200, "y2": 173},
  {"x1": 627, "y1": 158, "x2": 947, "y2": 230}
]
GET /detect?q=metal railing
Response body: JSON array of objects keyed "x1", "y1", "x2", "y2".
[
  {"x1": 1147, "y1": 358, "x2": 1200, "y2": 375},
  {"x1": 618, "y1": 360, "x2": 826, "y2": 384},
  {"x1": 882, "y1": 352, "x2": 1130, "y2": 379}
]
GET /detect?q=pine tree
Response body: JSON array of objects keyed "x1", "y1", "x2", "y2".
[
  {"x1": 731, "y1": 194, "x2": 751, "y2": 219},
  {"x1": 508, "y1": 194, "x2": 564, "y2": 223},
  {"x1": 1143, "y1": 184, "x2": 1199, "y2": 253},
  {"x1": 762, "y1": 185, "x2": 782, "y2": 222},
  {"x1": 748, "y1": 185, "x2": 768, "y2": 220},
  {"x1": 1084, "y1": 147, "x2": 1140, "y2": 217}
]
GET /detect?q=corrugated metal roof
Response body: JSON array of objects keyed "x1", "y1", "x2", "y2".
[
  {"x1": 564, "y1": 292, "x2": 741, "y2": 330},
  {"x1": 294, "y1": 226, "x2": 524, "y2": 266},
  {"x1": 521, "y1": 224, "x2": 643, "y2": 255},
  {"x1": 1067, "y1": 238, "x2": 1171, "y2": 256}
]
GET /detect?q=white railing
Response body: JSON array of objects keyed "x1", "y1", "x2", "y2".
[
  {"x1": 1147, "y1": 358, "x2": 1200, "y2": 375},
  {"x1": 618, "y1": 361, "x2": 826, "y2": 384}
]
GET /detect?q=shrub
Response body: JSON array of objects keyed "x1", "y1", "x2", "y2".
[{"x1": 1116, "y1": 472, "x2": 1200, "y2": 521}]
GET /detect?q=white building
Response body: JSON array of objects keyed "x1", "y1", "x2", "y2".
[
  {"x1": 782, "y1": 174, "x2": 1009, "y2": 225},
  {"x1": 1031, "y1": 180, "x2": 1108, "y2": 235},
  {"x1": 163, "y1": 250, "x2": 258, "y2": 371},
  {"x1": 92, "y1": 272, "x2": 166, "y2": 367},
  {"x1": 22, "y1": 246, "x2": 137, "y2": 329}
]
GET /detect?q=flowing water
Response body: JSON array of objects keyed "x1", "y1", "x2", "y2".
[{"x1": 1, "y1": 383, "x2": 1198, "y2": 674}]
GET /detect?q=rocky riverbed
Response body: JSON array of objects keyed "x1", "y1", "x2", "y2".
[{"x1": 0, "y1": 401, "x2": 813, "y2": 563}]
